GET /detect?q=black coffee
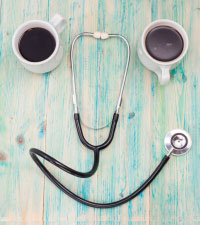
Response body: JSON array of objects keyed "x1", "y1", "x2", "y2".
[
  {"x1": 145, "y1": 26, "x2": 183, "y2": 62},
  {"x1": 19, "y1": 27, "x2": 56, "y2": 62}
]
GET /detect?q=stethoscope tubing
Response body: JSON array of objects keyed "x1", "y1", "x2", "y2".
[
  {"x1": 74, "y1": 112, "x2": 119, "y2": 151},
  {"x1": 30, "y1": 148, "x2": 99, "y2": 178},
  {"x1": 30, "y1": 148, "x2": 170, "y2": 208}
]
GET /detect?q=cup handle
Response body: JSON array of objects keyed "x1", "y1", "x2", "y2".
[
  {"x1": 50, "y1": 14, "x2": 67, "y2": 34},
  {"x1": 157, "y1": 66, "x2": 170, "y2": 85}
]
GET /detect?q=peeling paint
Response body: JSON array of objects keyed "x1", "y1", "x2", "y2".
[
  {"x1": 171, "y1": 67, "x2": 187, "y2": 83},
  {"x1": 119, "y1": 192, "x2": 124, "y2": 198},
  {"x1": 0, "y1": 152, "x2": 6, "y2": 161},
  {"x1": 39, "y1": 120, "x2": 47, "y2": 138},
  {"x1": 180, "y1": 67, "x2": 187, "y2": 83},
  {"x1": 16, "y1": 135, "x2": 25, "y2": 145},
  {"x1": 128, "y1": 112, "x2": 135, "y2": 119},
  {"x1": 181, "y1": 72, "x2": 187, "y2": 83}
]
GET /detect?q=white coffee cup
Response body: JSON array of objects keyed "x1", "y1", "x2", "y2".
[
  {"x1": 12, "y1": 14, "x2": 67, "y2": 73},
  {"x1": 137, "y1": 19, "x2": 188, "y2": 85}
]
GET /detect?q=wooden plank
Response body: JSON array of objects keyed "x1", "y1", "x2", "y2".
[
  {"x1": 0, "y1": 0, "x2": 49, "y2": 224},
  {"x1": 149, "y1": 0, "x2": 200, "y2": 224}
]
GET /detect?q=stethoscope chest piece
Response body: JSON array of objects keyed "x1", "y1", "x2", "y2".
[{"x1": 164, "y1": 129, "x2": 192, "y2": 156}]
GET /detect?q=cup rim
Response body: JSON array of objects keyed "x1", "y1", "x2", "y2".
[
  {"x1": 141, "y1": 19, "x2": 189, "y2": 66},
  {"x1": 12, "y1": 20, "x2": 60, "y2": 66}
]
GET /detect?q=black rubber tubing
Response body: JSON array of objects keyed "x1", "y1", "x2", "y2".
[
  {"x1": 74, "y1": 112, "x2": 119, "y2": 151},
  {"x1": 29, "y1": 146, "x2": 170, "y2": 208},
  {"x1": 30, "y1": 148, "x2": 99, "y2": 178}
]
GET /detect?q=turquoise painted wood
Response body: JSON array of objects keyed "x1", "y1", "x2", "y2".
[{"x1": 0, "y1": 0, "x2": 200, "y2": 224}]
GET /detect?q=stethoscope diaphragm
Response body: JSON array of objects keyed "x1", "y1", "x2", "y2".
[{"x1": 164, "y1": 129, "x2": 192, "y2": 156}]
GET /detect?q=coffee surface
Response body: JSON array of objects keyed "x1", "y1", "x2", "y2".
[
  {"x1": 145, "y1": 26, "x2": 183, "y2": 62},
  {"x1": 19, "y1": 27, "x2": 56, "y2": 62}
]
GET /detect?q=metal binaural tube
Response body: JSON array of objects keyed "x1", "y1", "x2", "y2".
[
  {"x1": 70, "y1": 32, "x2": 130, "y2": 114},
  {"x1": 70, "y1": 32, "x2": 94, "y2": 113},
  {"x1": 108, "y1": 34, "x2": 130, "y2": 113}
]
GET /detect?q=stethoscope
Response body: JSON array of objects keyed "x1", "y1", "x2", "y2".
[{"x1": 30, "y1": 32, "x2": 192, "y2": 208}]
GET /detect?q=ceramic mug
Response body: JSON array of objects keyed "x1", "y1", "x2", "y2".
[
  {"x1": 137, "y1": 19, "x2": 188, "y2": 85},
  {"x1": 12, "y1": 14, "x2": 67, "y2": 73}
]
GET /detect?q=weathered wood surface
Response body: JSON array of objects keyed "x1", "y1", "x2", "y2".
[{"x1": 0, "y1": 0, "x2": 200, "y2": 224}]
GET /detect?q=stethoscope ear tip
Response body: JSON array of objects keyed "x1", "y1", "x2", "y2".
[{"x1": 164, "y1": 129, "x2": 192, "y2": 156}]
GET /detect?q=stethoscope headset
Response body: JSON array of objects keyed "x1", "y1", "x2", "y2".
[{"x1": 30, "y1": 32, "x2": 192, "y2": 208}]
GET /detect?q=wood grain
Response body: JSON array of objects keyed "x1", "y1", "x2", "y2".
[{"x1": 0, "y1": 0, "x2": 199, "y2": 224}]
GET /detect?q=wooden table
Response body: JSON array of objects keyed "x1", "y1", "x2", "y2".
[{"x1": 0, "y1": 0, "x2": 200, "y2": 224}]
